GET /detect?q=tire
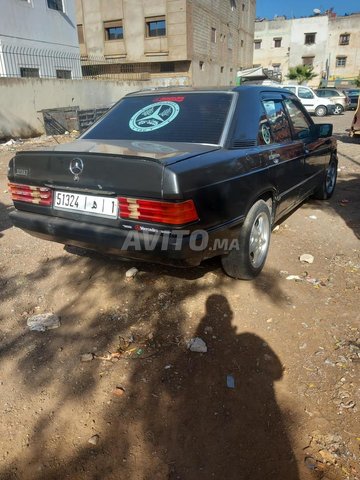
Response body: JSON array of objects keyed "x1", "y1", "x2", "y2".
[
  {"x1": 221, "y1": 200, "x2": 271, "y2": 280},
  {"x1": 313, "y1": 157, "x2": 338, "y2": 200},
  {"x1": 315, "y1": 105, "x2": 327, "y2": 117},
  {"x1": 333, "y1": 104, "x2": 344, "y2": 115}
]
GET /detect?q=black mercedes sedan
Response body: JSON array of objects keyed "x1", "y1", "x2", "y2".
[{"x1": 8, "y1": 86, "x2": 337, "y2": 279}]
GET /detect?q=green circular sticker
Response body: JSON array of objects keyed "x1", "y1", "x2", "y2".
[{"x1": 129, "y1": 101, "x2": 180, "y2": 132}]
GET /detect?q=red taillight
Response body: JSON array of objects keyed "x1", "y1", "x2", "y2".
[
  {"x1": 119, "y1": 197, "x2": 198, "y2": 225},
  {"x1": 9, "y1": 183, "x2": 52, "y2": 206}
]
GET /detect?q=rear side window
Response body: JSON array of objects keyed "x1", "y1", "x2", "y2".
[
  {"x1": 83, "y1": 93, "x2": 233, "y2": 144},
  {"x1": 298, "y1": 87, "x2": 314, "y2": 99},
  {"x1": 260, "y1": 99, "x2": 292, "y2": 144},
  {"x1": 284, "y1": 98, "x2": 311, "y2": 139}
]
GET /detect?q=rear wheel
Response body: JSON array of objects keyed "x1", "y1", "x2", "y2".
[
  {"x1": 313, "y1": 157, "x2": 338, "y2": 200},
  {"x1": 221, "y1": 200, "x2": 271, "y2": 280},
  {"x1": 315, "y1": 105, "x2": 327, "y2": 117},
  {"x1": 333, "y1": 104, "x2": 344, "y2": 115}
]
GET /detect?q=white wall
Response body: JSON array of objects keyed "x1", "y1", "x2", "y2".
[
  {"x1": 0, "y1": 0, "x2": 79, "y2": 49},
  {"x1": 0, "y1": 76, "x2": 189, "y2": 139},
  {"x1": 0, "y1": 0, "x2": 80, "y2": 77},
  {"x1": 289, "y1": 16, "x2": 328, "y2": 82}
]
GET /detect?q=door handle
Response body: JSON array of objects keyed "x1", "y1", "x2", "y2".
[{"x1": 269, "y1": 153, "x2": 280, "y2": 163}]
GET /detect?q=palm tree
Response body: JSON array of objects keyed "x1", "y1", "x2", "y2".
[{"x1": 286, "y1": 65, "x2": 317, "y2": 85}]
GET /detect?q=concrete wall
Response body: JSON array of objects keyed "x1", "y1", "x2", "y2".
[
  {"x1": 0, "y1": 75, "x2": 189, "y2": 140},
  {"x1": 289, "y1": 16, "x2": 328, "y2": 82},
  {"x1": 76, "y1": 0, "x2": 188, "y2": 62},
  {"x1": 253, "y1": 19, "x2": 291, "y2": 74},
  {"x1": 76, "y1": 0, "x2": 255, "y2": 87},
  {"x1": 190, "y1": 0, "x2": 256, "y2": 86},
  {"x1": 328, "y1": 14, "x2": 360, "y2": 82}
]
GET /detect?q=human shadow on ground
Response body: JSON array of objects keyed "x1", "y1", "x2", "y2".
[
  {"x1": 0, "y1": 250, "x2": 299, "y2": 480},
  {"x1": 123, "y1": 293, "x2": 300, "y2": 480}
]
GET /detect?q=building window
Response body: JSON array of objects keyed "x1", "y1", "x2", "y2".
[
  {"x1": 254, "y1": 40, "x2": 261, "y2": 49},
  {"x1": 146, "y1": 16, "x2": 166, "y2": 37},
  {"x1": 20, "y1": 67, "x2": 40, "y2": 78},
  {"x1": 272, "y1": 63, "x2": 281, "y2": 72},
  {"x1": 220, "y1": 66, "x2": 224, "y2": 73},
  {"x1": 160, "y1": 62, "x2": 175, "y2": 73},
  {"x1": 199, "y1": 61, "x2": 205, "y2": 71},
  {"x1": 242, "y1": 3, "x2": 245, "y2": 10},
  {"x1": 230, "y1": 0, "x2": 237, "y2": 10},
  {"x1": 304, "y1": 33, "x2": 316, "y2": 45},
  {"x1": 274, "y1": 37, "x2": 282, "y2": 48},
  {"x1": 47, "y1": 0, "x2": 63, "y2": 12},
  {"x1": 339, "y1": 33, "x2": 350, "y2": 45},
  {"x1": 77, "y1": 25, "x2": 84, "y2": 44},
  {"x1": 336, "y1": 56, "x2": 347, "y2": 67},
  {"x1": 240, "y1": 39, "x2": 244, "y2": 47},
  {"x1": 211, "y1": 28, "x2": 217, "y2": 43},
  {"x1": 56, "y1": 69, "x2": 71, "y2": 79},
  {"x1": 302, "y1": 56, "x2": 314, "y2": 66},
  {"x1": 228, "y1": 33, "x2": 233, "y2": 50},
  {"x1": 104, "y1": 21, "x2": 124, "y2": 40}
]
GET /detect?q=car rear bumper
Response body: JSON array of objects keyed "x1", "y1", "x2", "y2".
[{"x1": 9, "y1": 210, "x2": 241, "y2": 267}]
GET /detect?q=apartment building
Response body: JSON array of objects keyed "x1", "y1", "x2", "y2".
[
  {"x1": 253, "y1": 12, "x2": 360, "y2": 87},
  {"x1": 75, "y1": 0, "x2": 256, "y2": 86},
  {"x1": 0, "y1": 0, "x2": 81, "y2": 78}
]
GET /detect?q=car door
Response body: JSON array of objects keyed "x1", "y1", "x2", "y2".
[
  {"x1": 297, "y1": 86, "x2": 316, "y2": 113},
  {"x1": 283, "y1": 97, "x2": 331, "y2": 198},
  {"x1": 260, "y1": 94, "x2": 306, "y2": 218}
]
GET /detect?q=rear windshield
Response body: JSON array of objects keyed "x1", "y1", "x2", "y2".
[{"x1": 83, "y1": 93, "x2": 233, "y2": 144}]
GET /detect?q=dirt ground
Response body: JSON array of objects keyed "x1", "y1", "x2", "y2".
[{"x1": 0, "y1": 112, "x2": 359, "y2": 480}]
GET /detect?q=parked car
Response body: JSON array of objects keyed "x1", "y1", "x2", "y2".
[
  {"x1": 343, "y1": 89, "x2": 360, "y2": 110},
  {"x1": 8, "y1": 86, "x2": 337, "y2": 279},
  {"x1": 280, "y1": 85, "x2": 336, "y2": 116},
  {"x1": 315, "y1": 88, "x2": 349, "y2": 114}
]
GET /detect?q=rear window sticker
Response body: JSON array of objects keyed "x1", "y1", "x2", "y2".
[{"x1": 129, "y1": 101, "x2": 180, "y2": 132}]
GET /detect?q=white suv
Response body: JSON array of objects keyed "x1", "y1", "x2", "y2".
[{"x1": 280, "y1": 85, "x2": 336, "y2": 117}]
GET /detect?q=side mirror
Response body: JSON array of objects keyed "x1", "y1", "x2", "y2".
[{"x1": 310, "y1": 123, "x2": 333, "y2": 138}]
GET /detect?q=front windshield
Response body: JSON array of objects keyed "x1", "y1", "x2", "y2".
[{"x1": 83, "y1": 92, "x2": 233, "y2": 145}]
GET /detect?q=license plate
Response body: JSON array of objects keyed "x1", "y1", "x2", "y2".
[{"x1": 54, "y1": 191, "x2": 118, "y2": 218}]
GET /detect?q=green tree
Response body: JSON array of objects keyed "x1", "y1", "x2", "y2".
[
  {"x1": 286, "y1": 65, "x2": 317, "y2": 85},
  {"x1": 354, "y1": 75, "x2": 360, "y2": 87}
]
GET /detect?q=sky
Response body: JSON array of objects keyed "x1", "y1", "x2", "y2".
[{"x1": 256, "y1": 0, "x2": 360, "y2": 19}]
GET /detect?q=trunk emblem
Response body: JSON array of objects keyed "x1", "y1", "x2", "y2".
[{"x1": 69, "y1": 158, "x2": 84, "y2": 181}]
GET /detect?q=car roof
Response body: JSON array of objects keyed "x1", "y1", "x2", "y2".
[{"x1": 125, "y1": 85, "x2": 289, "y2": 97}]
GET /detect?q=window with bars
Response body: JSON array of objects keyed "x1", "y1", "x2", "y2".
[
  {"x1": 339, "y1": 33, "x2": 350, "y2": 45},
  {"x1": 336, "y1": 56, "x2": 347, "y2": 67},
  {"x1": 56, "y1": 69, "x2": 71, "y2": 79},
  {"x1": 20, "y1": 67, "x2": 40, "y2": 78},
  {"x1": 304, "y1": 33, "x2": 316, "y2": 45},
  {"x1": 104, "y1": 21, "x2": 124, "y2": 40},
  {"x1": 47, "y1": 0, "x2": 63, "y2": 12},
  {"x1": 146, "y1": 17, "x2": 166, "y2": 37}
]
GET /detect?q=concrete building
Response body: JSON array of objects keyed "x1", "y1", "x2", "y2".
[
  {"x1": 253, "y1": 12, "x2": 360, "y2": 87},
  {"x1": 75, "y1": 0, "x2": 256, "y2": 86},
  {"x1": 0, "y1": 0, "x2": 81, "y2": 78}
]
